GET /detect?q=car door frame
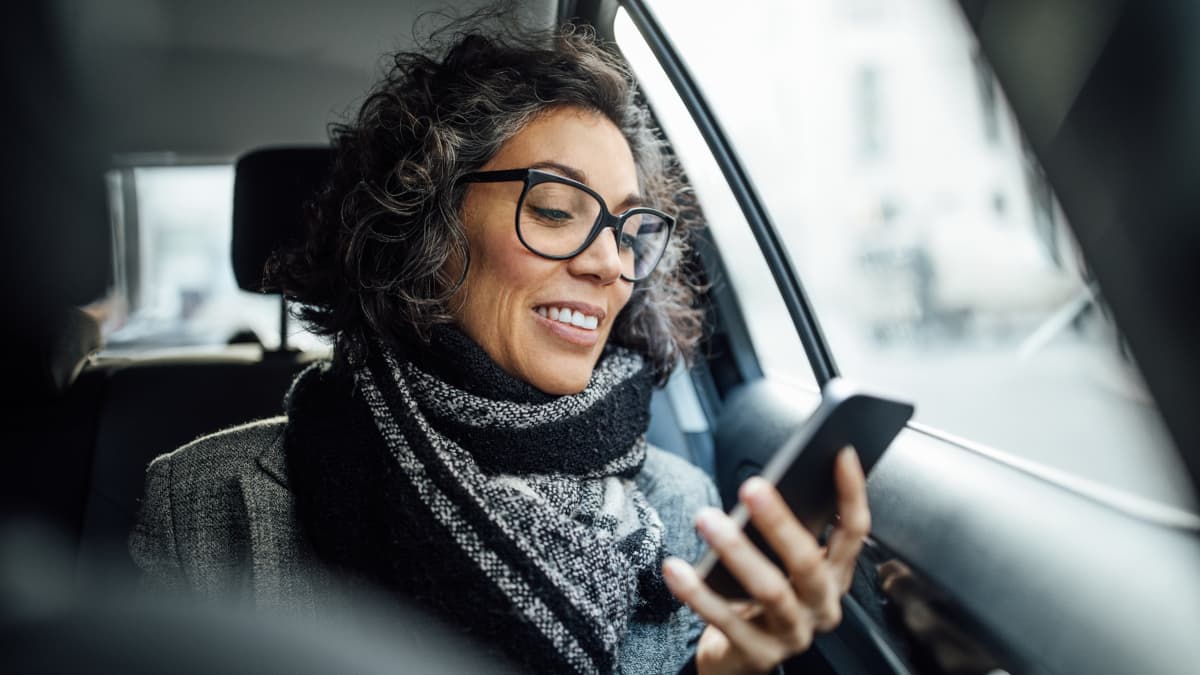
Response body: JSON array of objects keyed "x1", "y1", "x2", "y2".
[{"x1": 566, "y1": 1, "x2": 1200, "y2": 673}]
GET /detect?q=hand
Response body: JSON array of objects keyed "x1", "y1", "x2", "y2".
[{"x1": 662, "y1": 447, "x2": 871, "y2": 675}]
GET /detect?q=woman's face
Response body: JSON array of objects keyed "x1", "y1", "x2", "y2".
[{"x1": 453, "y1": 106, "x2": 639, "y2": 395}]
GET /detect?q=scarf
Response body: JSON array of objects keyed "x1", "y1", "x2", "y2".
[{"x1": 284, "y1": 328, "x2": 680, "y2": 674}]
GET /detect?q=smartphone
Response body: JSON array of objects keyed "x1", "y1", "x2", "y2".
[{"x1": 694, "y1": 378, "x2": 914, "y2": 598}]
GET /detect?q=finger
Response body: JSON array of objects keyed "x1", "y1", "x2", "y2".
[
  {"x1": 827, "y1": 447, "x2": 871, "y2": 585},
  {"x1": 695, "y1": 507, "x2": 805, "y2": 627},
  {"x1": 662, "y1": 557, "x2": 785, "y2": 662},
  {"x1": 826, "y1": 527, "x2": 865, "y2": 594},
  {"x1": 736, "y1": 481, "x2": 839, "y2": 628},
  {"x1": 740, "y1": 477, "x2": 823, "y2": 576},
  {"x1": 738, "y1": 478, "x2": 829, "y2": 604},
  {"x1": 729, "y1": 600, "x2": 763, "y2": 620}
]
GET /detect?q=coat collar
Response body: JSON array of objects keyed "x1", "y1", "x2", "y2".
[{"x1": 255, "y1": 420, "x2": 290, "y2": 488}]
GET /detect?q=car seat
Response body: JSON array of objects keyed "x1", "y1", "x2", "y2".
[{"x1": 73, "y1": 147, "x2": 334, "y2": 587}]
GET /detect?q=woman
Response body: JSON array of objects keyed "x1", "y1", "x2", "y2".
[{"x1": 130, "y1": 21, "x2": 870, "y2": 675}]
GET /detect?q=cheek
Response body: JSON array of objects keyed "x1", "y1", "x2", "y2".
[
  {"x1": 483, "y1": 237, "x2": 547, "y2": 298},
  {"x1": 602, "y1": 284, "x2": 636, "y2": 341},
  {"x1": 463, "y1": 229, "x2": 550, "y2": 319},
  {"x1": 613, "y1": 284, "x2": 634, "y2": 315},
  {"x1": 458, "y1": 191, "x2": 528, "y2": 292}
]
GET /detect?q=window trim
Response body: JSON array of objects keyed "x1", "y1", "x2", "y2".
[{"x1": 620, "y1": 0, "x2": 840, "y2": 386}]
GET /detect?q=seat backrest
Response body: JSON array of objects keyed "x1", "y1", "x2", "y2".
[
  {"x1": 74, "y1": 354, "x2": 315, "y2": 586},
  {"x1": 72, "y1": 147, "x2": 335, "y2": 586}
]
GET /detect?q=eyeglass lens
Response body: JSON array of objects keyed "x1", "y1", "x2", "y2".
[{"x1": 519, "y1": 181, "x2": 669, "y2": 279}]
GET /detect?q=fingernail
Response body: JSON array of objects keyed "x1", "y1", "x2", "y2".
[
  {"x1": 696, "y1": 507, "x2": 736, "y2": 543},
  {"x1": 662, "y1": 556, "x2": 697, "y2": 587},
  {"x1": 739, "y1": 476, "x2": 769, "y2": 508}
]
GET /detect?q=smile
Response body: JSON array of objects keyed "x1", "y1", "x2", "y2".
[{"x1": 535, "y1": 305, "x2": 601, "y2": 331}]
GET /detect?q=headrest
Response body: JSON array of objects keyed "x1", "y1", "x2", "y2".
[
  {"x1": 232, "y1": 147, "x2": 333, "y2": 292},
  {"x1": 3, "y1": 307, "x2": 102, "y2": 402}
]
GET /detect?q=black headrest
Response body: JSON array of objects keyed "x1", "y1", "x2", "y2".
[
  {"x1": 232, "y1": 147, "x2": 333, "y2": 292},
  {"x1": 3, "y1": 307, "x2": 102, "y2": 402}
]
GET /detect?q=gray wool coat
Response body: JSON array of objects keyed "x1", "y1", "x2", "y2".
[{"x1": 129, "y1": 416, "x2": 720, "y2": 674}]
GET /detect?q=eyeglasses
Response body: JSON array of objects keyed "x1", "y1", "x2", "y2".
[{"x1": 458, "y1": 168, "x2": 675, "y2": 282}]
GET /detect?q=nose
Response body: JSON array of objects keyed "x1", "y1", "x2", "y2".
[{"x1": 567, "y1": 227, "x2": 625, "y2": 283}]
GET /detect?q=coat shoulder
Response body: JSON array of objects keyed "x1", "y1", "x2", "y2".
[
  {"x1": 638, "y1": 447, "x2": 719, "y2": 508},
  {"x1": 147, "y1": 416, "x2": 287, "y2": 489},
  {"x1": 131, "y1": 415, "x2": 315, "y2": 607}
]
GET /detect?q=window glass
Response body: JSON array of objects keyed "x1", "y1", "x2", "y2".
[
  {"x1": 98, "y1": 165, "x2": 324, "y2": 353},
  {"x1": 615, "y1": 13, "x2": 818, "y2": 394},
  {"x1": 630, "y1": 0, "x2": 1194, "y2": 512}
]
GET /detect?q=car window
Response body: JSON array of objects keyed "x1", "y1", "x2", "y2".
[
  {"x1": 615, "y1": 15, "x2": 819, "y2": 396},
  {"x1": 96, "y1": 164, "x2": 324, "y2": 354},
  {"x1": 620, "y1": 0, "x2": 1195, "y2": 513}
]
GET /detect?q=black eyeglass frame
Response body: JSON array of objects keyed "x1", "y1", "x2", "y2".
[{"x1": 457, "y1": 168, "x2": 676, "y2": 282}]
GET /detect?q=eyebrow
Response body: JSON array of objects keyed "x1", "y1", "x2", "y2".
[{"x1": 529, "y1": 160, "x2": 645, "y2": 212}]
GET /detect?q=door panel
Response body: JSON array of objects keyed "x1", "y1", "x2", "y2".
[
  {"x1": 869, "y1": 427, "x2": 1200, "y2": 675},
  {"x1": 712, "y1": 376, "x2": 1200, "y2": 674}
]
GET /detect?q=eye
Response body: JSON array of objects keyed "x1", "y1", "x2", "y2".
[
  {"x1": 639, "y1": 218, "x2": 665, "y2": 234},
  {"x1": 532, "y1": 206, "x2": 573, "y2": 223},
  {"x1": 618, "y1": 231, "x2": 638, "y2": 250}
]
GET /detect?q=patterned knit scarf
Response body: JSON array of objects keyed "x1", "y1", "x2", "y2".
[{"x1": 284, "y1": 328, "x2": 679, "y2": 674}]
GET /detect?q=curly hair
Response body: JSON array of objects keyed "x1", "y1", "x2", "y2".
[{"x1": 268, "y1": 15, "x2": 703, "y2": 383}]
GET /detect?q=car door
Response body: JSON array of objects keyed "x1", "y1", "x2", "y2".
[{"x1": 565, "y1": 1, "x2": 1200, "y2": 673}]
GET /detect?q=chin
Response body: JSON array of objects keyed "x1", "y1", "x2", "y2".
[
  {"x1": 534, "y1": 375, "x2": 590, "y2": 397},
  {"x1": 527, "y1": 363, "x2": 594, "y2": 396}
]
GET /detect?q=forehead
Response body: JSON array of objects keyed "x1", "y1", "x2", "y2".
[{"x1": 485, "y1": 106, "x2": 640, "y2": 195}]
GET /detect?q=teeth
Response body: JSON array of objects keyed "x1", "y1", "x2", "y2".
[{"x1": 536, "y1": 306, "x2": 601, "y2": 331}]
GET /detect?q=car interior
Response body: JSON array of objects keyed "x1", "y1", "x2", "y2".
[{"x1": 3, "y1": 1, "x2": 1199, "y2": 674}]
